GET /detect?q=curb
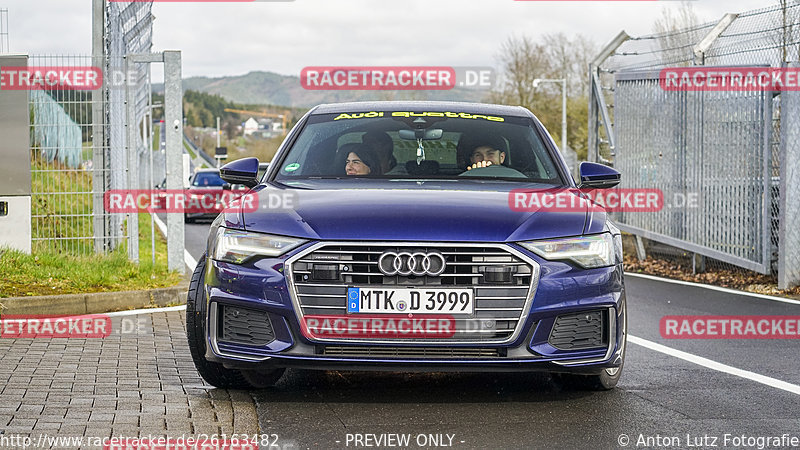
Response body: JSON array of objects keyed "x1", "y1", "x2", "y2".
[{"x1": 0, "y1": 284, "x2": 189, "y2": 316}]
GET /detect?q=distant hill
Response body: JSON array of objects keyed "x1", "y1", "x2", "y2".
[{"x1": 167, "y1": 71, "x2": 490, "y2": 109}]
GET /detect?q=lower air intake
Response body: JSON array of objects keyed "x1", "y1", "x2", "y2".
[
  {"x1": 219, "y1": 305, "x2": 275, "y2": 347},
  {"x1": 548, "y1": 310, "x2": 606, "y2": 350}
]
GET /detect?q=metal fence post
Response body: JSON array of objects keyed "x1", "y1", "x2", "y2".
[
  {"x1": 588, "y1": 66, "x2": 598, "y2": 164},
  {"x1": 692, "y1": 13, "x2": 739, "y2": 66},
  {"x1": 779, "y1": 63, "x2": 800, "y2": 289},
  {"x1": 92, "y1": 0, "x2": 107, "y2": 254},
  {"x1": 635, "y1": 236, "x2": 647, "y2": 261},
  {"x1": 164, "y1": 51, "x2": 186, "y2": 274},
  {"x1": 125, "y1": 56, "x2": 140, "y2": 263},
  {"x1": 589, "y1": 31, "x2": 628, "y2": 166}
]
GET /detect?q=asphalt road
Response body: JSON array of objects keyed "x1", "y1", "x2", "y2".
[
  {"x1": 184, "y1": 219, "x2": 212, "y2": 262},
  {"x1": 183, "y1": 222, "x2": 800, "y2": 449}
]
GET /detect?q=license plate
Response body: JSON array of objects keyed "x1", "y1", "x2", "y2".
[{"x1": 347, "y1": 287, "x2": 474, "y2": 315}]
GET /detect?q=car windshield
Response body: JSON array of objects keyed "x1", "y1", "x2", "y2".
[
  {"x1": 192, "y1": 171, "x2": 225, "y2": 187},
  {"x1": 273, "y1": 111, "x2": 564, "y2": 185}
]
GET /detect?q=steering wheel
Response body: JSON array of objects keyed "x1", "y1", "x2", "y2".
[{"x1": 459, "y1": 164, "x2": 527, "y2": 178}]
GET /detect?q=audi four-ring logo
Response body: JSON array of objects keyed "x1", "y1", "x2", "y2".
[{"x1": 378, "y1": 251, "x2": 447, "y2": 277}]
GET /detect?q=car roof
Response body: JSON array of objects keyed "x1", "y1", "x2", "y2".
[{"x1": 309, "y1": 101, "x2": 533, "y2": 118}]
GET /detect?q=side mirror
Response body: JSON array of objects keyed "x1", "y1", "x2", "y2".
[
  {"x1": 220, "y1": 157, "x2": 260, "y2": 188},
  {"x1": 578, "y1": 162, "x2": 621, "y2": 189}
]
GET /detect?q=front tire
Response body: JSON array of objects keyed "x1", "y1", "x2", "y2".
[
  {"x1": 241, "y1": 368, "x2": 287, "y2": 389},
  {"x1": 186, "y1": 256, "x2": 284, "y2": 389}
]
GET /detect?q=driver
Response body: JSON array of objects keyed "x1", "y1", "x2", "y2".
[
  {"x1": 362, "y1": 131, "x2": 397, "y2": 173},
  {"x1": 465, "y1": 137, "x2": 506, "y2": 171}
]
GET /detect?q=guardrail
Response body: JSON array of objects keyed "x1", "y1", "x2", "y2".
[{"x1": 183, "y1": 133, "x2": 217, "y2": 167}]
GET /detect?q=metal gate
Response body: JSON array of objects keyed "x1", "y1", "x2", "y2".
[{"x1": 611, "y1": 69, "x2": 774, "y2": 274}]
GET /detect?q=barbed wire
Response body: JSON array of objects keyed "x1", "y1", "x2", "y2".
[{"x1": 601, "y1": 2, "x2": 800, "y2": 72}]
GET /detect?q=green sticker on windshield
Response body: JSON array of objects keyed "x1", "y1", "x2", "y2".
[{"x1": 284, "y1": 163, "x2": 300, "y2": 172}]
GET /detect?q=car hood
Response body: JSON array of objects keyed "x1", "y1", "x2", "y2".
[{"x1": 237, "y1": 186, "x2": 592, "y2": 242}]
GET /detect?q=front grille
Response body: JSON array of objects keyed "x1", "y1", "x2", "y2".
[
  {"x1": 288, "y1": 243, "x2": 538, "y2": 343},
  {"x1": 548, "y1": 310, "x2": 606, "y2": 350},
  {"x1": 218, "y1": 305, "x2": 275, "y2": 347},
  {"x1": 321, "y1": 346, "x2": 504, "y2": 358}
]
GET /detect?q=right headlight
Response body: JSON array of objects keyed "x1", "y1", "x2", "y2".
[
  {"x1": 519, "y1": 233, "x2": 616, "y2": 269},
  {"x1": 211, "y1": 227, "x2": 306, "y2": 264}
]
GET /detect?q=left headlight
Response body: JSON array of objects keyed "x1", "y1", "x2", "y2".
[
  {"x1": 212, "y1": 227, "x2": 306, "y2": 264},
  {"x1": 519, "y1": 233, "x2": 616, "y2": 269}
]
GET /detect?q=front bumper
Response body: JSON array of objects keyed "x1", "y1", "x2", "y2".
[{"x1": 202, "y1": 242, "x2": 626, "y2": 375}]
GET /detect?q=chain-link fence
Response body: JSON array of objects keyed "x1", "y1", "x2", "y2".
[
  {"x1": 778, "y1": 63, "x2": 800, "y2": 289},
  {"x1": 104, "y1": 1, "x2": 154, "y2": 256},
  {"x1": 28, "y1": 1, "x2": 154, "y2": 254},
  {"x1": 28, "y1": 55, "x2": 106, "y2": 254},
  {"x1": 590, "y1": 1, "x2": 800, "y2": 288},
  {"x1": 613, "y1": 72, "x2": 773, "y2": 274}
]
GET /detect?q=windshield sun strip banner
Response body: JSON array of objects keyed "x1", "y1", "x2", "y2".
[{"x1": 331, "y1": 111, "x2": 505, "y2": 122}]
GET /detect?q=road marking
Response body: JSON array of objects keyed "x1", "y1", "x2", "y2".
[
  {"x1": 185, "y1": 250, "x2": 198, "y2": 272},
  {"x1": 151, "y1": 211, "x2": 167, "y2": 235},
  {"x1": 150, "y1": 212, "x2": 198, "y2": 272},
  {"x1": 626, "y1": 272, "x2": 800, "y2": 306},
  {"x1": 106, "y1": 305, "x2": 187, "y2": 317},
  {"x1": 629, "y1": 334, "x2": 800, "y2": 396}
]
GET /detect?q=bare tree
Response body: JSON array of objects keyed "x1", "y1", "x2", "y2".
[
  {"x1": 653, "y1": 1, "x2": 701, "y2": 66},
  {"x1": 776, "y1": 0, "x2": 800, "y2": 62},
  {"x1": 489, "y1": 34, "x2": 550, "y2": 108},
  {"x1": 489, "y1": 33, "x2": 598, "y2": 159},
  {"x1": 543, "y1": 33, "x2": 597, "y2": 97}
]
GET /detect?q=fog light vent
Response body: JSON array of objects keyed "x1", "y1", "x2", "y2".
[
  {"x1": 548, "y1": 310, "x2": 605, "y2": 350},
  {"x1": 219, "y1": 305, "x2": 275, "y2": 346}
]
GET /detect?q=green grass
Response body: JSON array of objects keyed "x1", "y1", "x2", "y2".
[
  {"x1": 31, "y1": 159, "x2": 95, "y2": 254},
  {"x1": 183, "y1": 139, "x2": 198, "y2": 159},
  {"x1": 3, "y1": 160, "x2": 184, "y2": 298},
  {"x1": 0, "y1": 213, "x2": 182, "y2": 298},
  {"x1": 152, "y1": 125, "x2": 161, "y2": 151},
  {"x1": 82, "y1": 142, "x2": 93, "y2": 162}
]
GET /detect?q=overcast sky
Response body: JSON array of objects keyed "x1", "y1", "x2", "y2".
[{"x1": 1, "y1": 0, "x2": 776, "y2": 79}]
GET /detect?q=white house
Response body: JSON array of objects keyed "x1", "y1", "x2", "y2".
[{"x1": 243, "y1": 117, "x2": 259, "y2": 136}]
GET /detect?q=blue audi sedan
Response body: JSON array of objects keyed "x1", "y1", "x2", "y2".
[{"x1": 187, "y1": 101, "x2": 627, "y2": 391}]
